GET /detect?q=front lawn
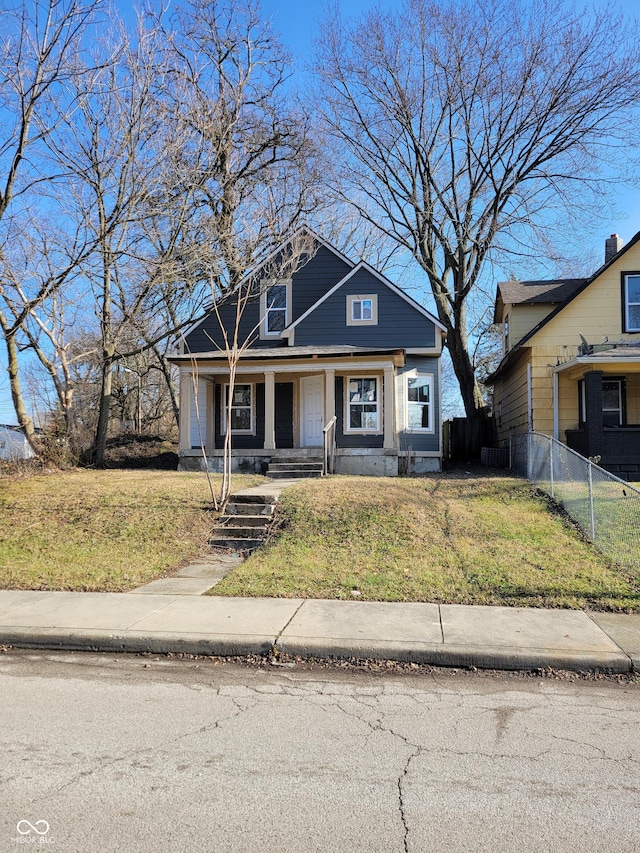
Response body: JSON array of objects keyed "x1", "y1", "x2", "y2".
[
  {"x1": 212, "y1": 473, "x2": 640, "y2": 611},
  {"x1": 0, "y1": 469, "x2": 262, "y2": 591}
]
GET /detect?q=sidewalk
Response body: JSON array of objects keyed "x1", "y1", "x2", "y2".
[{"x1": 0, "y1": 589, "x2": 638, "y2": 673}]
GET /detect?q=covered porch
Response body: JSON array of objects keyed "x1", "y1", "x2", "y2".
[
  {"x1": 554, "y1": 347, "x2": 640, "y2": 479},
  {"x1": 172, "y1": 346, "x2": 429, "y2": 476}
]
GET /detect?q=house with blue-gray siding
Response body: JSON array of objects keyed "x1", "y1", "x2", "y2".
[{"x1": 171, "y1": 229, "x2": 446, "y2": 476}]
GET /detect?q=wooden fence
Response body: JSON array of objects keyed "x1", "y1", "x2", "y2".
[{"x1": 443, "y1": 414, "x2": 495, "y2": 464}]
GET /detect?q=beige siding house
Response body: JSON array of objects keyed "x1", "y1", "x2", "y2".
[{"x1": 490, "y1": 232, "x2": 640, "y2": 479}]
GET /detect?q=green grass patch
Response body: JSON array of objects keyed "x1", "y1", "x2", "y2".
[
  {"x1": 0, "y1": 469, "x2": 262, "y2": 591},
  {"x1": 212, "y1": 473, "x2": 640, "y2": 611}
]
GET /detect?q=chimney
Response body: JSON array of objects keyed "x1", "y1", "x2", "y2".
[{"x1": 605, "y1": 233, "x2": 623, "y2": 264}]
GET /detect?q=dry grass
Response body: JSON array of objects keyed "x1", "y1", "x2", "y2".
[
  {"x1": 212, "y1": 472, "x2": 640, "y2": 611},
  {"x1": 0, "y1": 469, "x2": 262, "y2": 591}
]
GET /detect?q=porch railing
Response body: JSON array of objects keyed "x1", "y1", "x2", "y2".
[{"x1": 323, "y1": 416, "x2": 337, "y2": 475}]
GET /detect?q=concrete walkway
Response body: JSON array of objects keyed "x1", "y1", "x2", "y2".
[{"x1": 0, "y1": 590, "x2": 638, "y2": 673}]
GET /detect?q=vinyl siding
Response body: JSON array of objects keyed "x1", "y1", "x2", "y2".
[
  {"x1": 184, "y1": 244, "x2": 353, "y2": 353},
  {"x1": 493, "y1": 350, "x2": 531, "y2": 444},
  {"x1": 293, "y1": 267, "x2": 436, "y2": 348},
  {"x1": 189, "y1": 379, "x2": 208, "y2": 448},
  {"x1": 507, "y1": 303, "x2": 556, "y2": 350}
]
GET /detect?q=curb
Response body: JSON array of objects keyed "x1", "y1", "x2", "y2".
[
  {"x1": 275, "y1": 637, "x2": 633, "y2": 673},
  {"x1": 0, "y1": 629, "x2": 274, "y2": 658},
  {"x1": 1, "y1": 629, "x2": 634, "y2": 674}
]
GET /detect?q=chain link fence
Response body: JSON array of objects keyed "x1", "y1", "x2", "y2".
[{"x1": 508, "y1": 432, "x2": 640, "y2": 570}]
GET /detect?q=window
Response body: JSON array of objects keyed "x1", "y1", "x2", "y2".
[
  {"x1": 578, "y1": 376, "x2": 625, "y2": 427},
  {"x1": 353, "y1": 298, "x2": 373, "y2": 321},
  {"x1": 602, "y1": 378, "x2": 624, "y2": 426},
  {"x1": 406, "y1": 373, "x2": 433, "y2": 431},
  {"x1": 347, "y1": 377, "x2": 380, "y2": 431},
  {"x1": 224, "y1": 383, "x2": 253, "y2": 433},
  {"x1": 346, "y1": 294, "x2": 378, "y2": 326},
  {"x1": 623, "y1": 273, "x2": 640, "y2": 332},
  {"x1": 504, "y1": 314, "x2": 510, "y2": 352},
  {"x1": 261, "y1": 280, "x2": 291, "y2": 338}
]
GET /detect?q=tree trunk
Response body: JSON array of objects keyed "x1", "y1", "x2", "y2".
[
  {"x1": 3, "y1": 331, "x2": 40, "y2": 453},
  {"x1": 93, "y1": 359, "x2": 113, "y2": 466}
]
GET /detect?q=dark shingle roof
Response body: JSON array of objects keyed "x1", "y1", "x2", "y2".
[{"x1": 497, "y1": 278, "x2": 587, "y2": 306}]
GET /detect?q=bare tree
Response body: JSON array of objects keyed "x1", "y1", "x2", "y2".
[
  {"x1": 154, "y1": 0, "x2": 321, "y2": 301},
  {"x1": 42, "y1": 13, "x2": 200, "y2": 466},
  {"x1": 152, "y1": 0, "x2": 322, "y2": 504},
  {"x1": 315, "y1": 0, "x2": 640, "y2": 426},
  {"x1": 0, "y1": 0, "x2": 103, "y2": 449}
]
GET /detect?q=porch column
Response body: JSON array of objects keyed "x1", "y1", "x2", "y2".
[
  {"x1": 324, "y1": 369, "x2": 335, "y2": 425},
  {"x1": 584, "y1": 370, "x2": 604, "y2": 455},
  {"x1": 206, "y1": 381, "x2": 215, "y2": 450},
  {"x1": 383, "y1": 366, "x2": 395, "y2": 449},
  {"x1": 178, "y1": 370, "x2": 192, "y2": 450},
  {"x1": 264, "y1": 370, "x2": 276, "y2": 450}
]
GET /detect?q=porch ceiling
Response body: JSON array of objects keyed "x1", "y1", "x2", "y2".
[{"x1": 170, "y1": 345, "x2": 406, "y2": 369}]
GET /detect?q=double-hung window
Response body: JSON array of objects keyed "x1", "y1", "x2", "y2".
[
  {"x1": 623, "y1": 273, "x2": 640, "y2": 333},
  {"x1": 406, "y1": 373, "x2": 433, "y2": 431},
  {"x1": 261, "y1": 280, "x2": 291, "y2": 338},
  {"x1": 578, "y1": 376, "x2": 625, "y2": 427},
  {"x1": 347, "y1": 377, "x2": 380, "y2": 431},
  {"x1": 224, "y1": 383, "x2": 253, "y2": 433}
]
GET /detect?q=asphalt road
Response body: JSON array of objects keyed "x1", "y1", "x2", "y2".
[{"x1": 1, "y1": 651, "x2": 639, "y2": 853}]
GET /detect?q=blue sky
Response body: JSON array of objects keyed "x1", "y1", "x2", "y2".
[{"x1": 1, "y1": 0, "x2": 639, "y2": 424}]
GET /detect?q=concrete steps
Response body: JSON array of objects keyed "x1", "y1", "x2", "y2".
[
  {"x1": 209, "y1": 493, "x2": 276, "y2": 552},
  {"x1": 266, "y1": 457, "x2": 324, "y2": 479}
]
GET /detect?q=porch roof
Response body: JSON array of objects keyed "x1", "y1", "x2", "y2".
[
  {"x1": 553, "y1": 345, "x2": 640, "y2": 375},
  {"x1": 170, "y1": 345, "x2": 406, "y2": 365}
]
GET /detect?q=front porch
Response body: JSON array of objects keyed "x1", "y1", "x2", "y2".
[
  {"x1": 562, "y1": 366, "x2": 640, "y2": 480},
  {"x1": 174, "y1": 347, "x2": 442, "y2": 477}
]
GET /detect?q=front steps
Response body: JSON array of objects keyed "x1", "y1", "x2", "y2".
[
  {"x1": 266, "y1": 456, "x2": 324, "y2": 479},
  {"x1": 209, "y1": 494, "x2": 276, "y2": 552}
]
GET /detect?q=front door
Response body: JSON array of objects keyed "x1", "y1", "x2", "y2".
[{"x1": 301, "y1": 375, "x2": 323, "y2": 446}]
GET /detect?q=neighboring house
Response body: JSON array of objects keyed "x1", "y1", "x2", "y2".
[
  {"x1": 490, "y1": 231, "x2": 640, "y2": 479},
  {"x1": 0, "y1": 424, "x2": 35, "y2": 461},
  {"x1": 171, "y1": 229, "x2": 446, "y2": 476}
]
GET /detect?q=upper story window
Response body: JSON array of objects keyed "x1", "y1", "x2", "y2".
[
  {"x1": 504, "y1": 314, "x2": 510, "y2": 352},
  {"x1": 623, "y1": 273, "x2": 640, "y2": 333},
  {"x1": 261, "y1": 280, "x2": 291, "y2": 338},
  {"x1": 346, "y1": 294, "x2": 378, "y2": 326}
]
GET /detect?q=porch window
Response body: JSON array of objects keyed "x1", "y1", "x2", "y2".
[
  {"x1": 224, "y1": 383, "x2": 254, "y2": 433},
  {"x1": 602, "y1": 379, "x2": 625, "y2": 426},
  {"x1": 347, "y1": 377, "x2": 380, "y2": 431},
  {"x1": 578, "y1": 377, "x2": 626, "y2": 427},
  {"x1": 406, "y1": 373, "x2": 433, "y2": 431},
  {"x1": 346, "y1": 294, "x2": 378, "y2": 326},
  {"x1": 261, "y1": 280, "x2": 291, "y2": 338},
  {"x1": 623, "y1": 273, "x2": 640, "y2": 333}
]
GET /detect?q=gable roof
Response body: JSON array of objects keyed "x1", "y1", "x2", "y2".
[
  {"x1": 180, "y1": 226, "x2": 356, "y2": 342},
  {"x1": 489, "y1": 226, "x2": 640, "y2": 382},
  {"x1": 283, "y1": 260, "x2": 447, "y2": 336}
]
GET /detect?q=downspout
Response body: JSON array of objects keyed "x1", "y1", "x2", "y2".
[
  {"x1": 527, "y1": 364, "x2": 533, "y2": 432},
  {"x1": 553, "y1": 370, "x2": 559, "y2": 441}
]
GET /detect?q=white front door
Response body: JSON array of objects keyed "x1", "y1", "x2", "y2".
[{"x1": 301, "y1": 375, "x2": 324, "y2": 446}]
